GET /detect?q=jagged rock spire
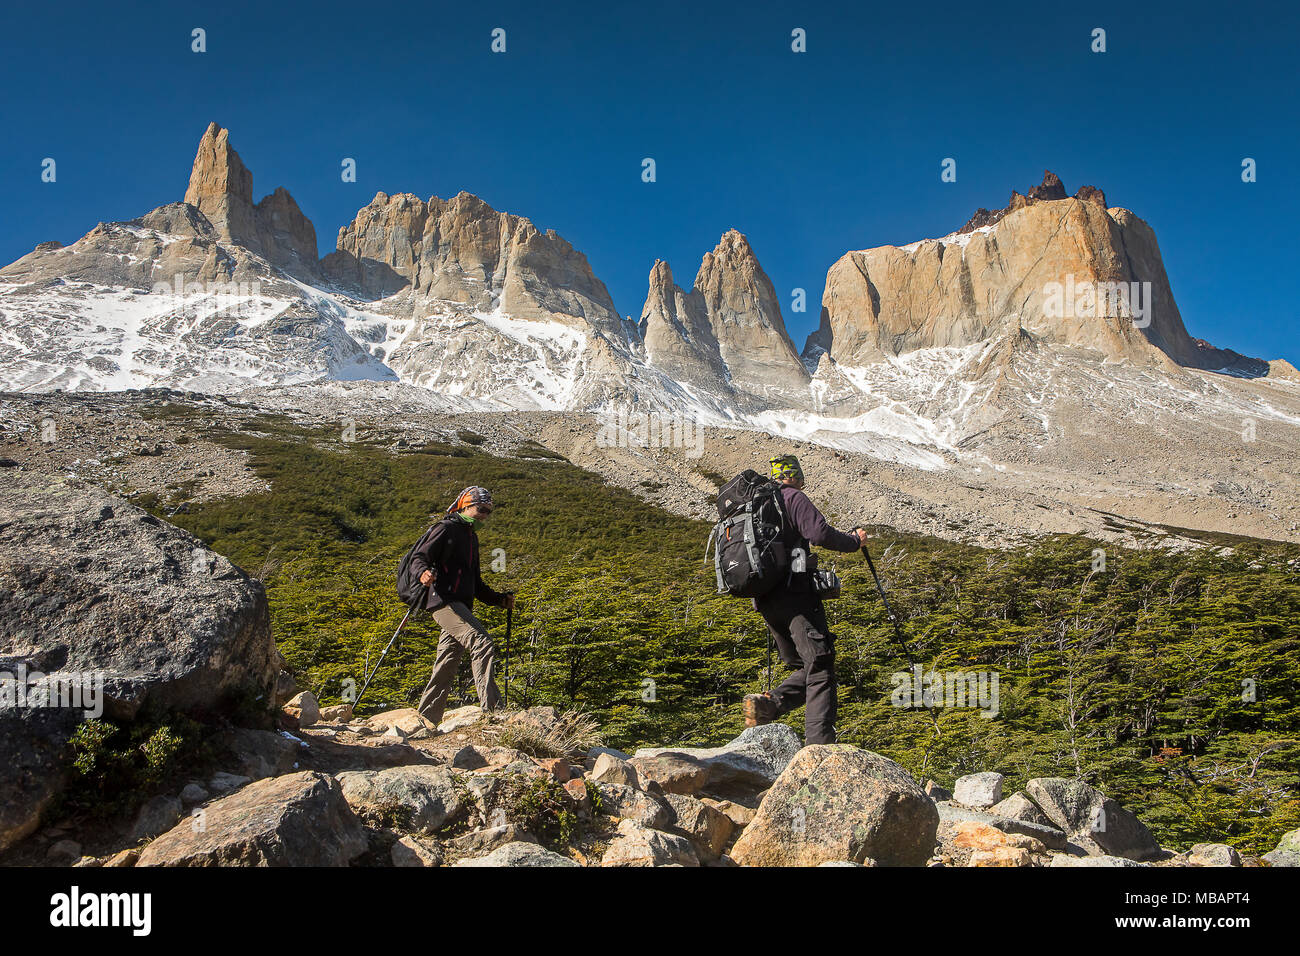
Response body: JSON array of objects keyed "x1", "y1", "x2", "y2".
[
  {"x1": 641, "y1": 230, "x2": 808, "y2": 402},
  {"x1": 182, "y1": 122, "x2": 319, "y2": 278}
]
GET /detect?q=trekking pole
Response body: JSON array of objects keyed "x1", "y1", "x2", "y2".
[
  {"x1": 860, "y1": 544, "x2": 916, "y2": 668},
  {"x1": 860, "y1": 542, "x2": 941, "y2": 734},
  {"x1": 765, "y1": 633, "x2": 772, "y2": 693},
  {"x1": 354, "y1": 586, "x2": 426, "y2": 712}
]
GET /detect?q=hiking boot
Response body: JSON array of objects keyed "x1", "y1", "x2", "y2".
[{"x1": 743, "y1": 692, "x2": 778, "y2": 727}]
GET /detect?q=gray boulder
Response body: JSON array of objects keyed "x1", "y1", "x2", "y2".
[
  {"x1": 594, "y1": 782, "x2": 672, "y2": 829},
  {"x1": 630, "y1": 752, "x2": 711, "y2": 795},
  {"x1": 953, "y1": 772, "x2": 1004, "y2": 808},
  {"x1": 1, "y1": 476, "x2": 277, "y2": 852},
  {"x1": 936, "y1": 802, "x2": 1068, "y2": 851},
  {"x1": 663, "y1": 792, "x2": 734, "y2": 860},
  {"x1": 731, "y1": 745, "x2": 938, "y2": 867},
  {"x1": 454, "y1": 842, "x2": 580, "y2": 867},
  {"x1": 1026, "y1": 777, "x2": 1161, "y2": 860},
  {"x1": 136, "y1": 772, "x2": 366, "y2": 866},
  {"x1": 129, "y1": 795, "x2": 184, "y2": 842},
  {"x1": 336, "y1": 765, "x2": 465, "y2": 833},
  {"x1": 447, "y1": 824, "x2": 537, "y2": 858},
  {"x1": 1187, "y1": 843, "x2": 1241, "y2": 867},
  {"x1": 589, "y1": 753, "x2": 644, "y2": 790},
  {"x1": 1263, "y1": 828, "x2": 1300, "y2": 867},
  {"x1": 1049, "y1": 854, "x2": 1149, "y2": 867},
  {"x1": 634, "y1": 723, "x2": 802, "y2": 801},
  {"x1": 988, "y1": 791, "x2": 1051, "y2": 827},
  {"x1": 601, "y1": 819, "x2": 700, "y2": 867}
]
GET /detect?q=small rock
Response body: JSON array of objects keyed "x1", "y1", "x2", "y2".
[
  {"x1": 179, "y1": 783, "x2": 209, "y2": 805},
  {"x1": 104, "y1": 849, "x2": 139, "y2": 868},
  {"x1": 1049, "y1": 854, "x2": 1149, "y2": 867},
  {"x1": 391, "y1": 835, "x2": 444, "y2": 867},
  {"x1": 437, "y1": 705, "x2": 484, "y2": 733},
  {"x1": 283, "y1": 691, "x2": 320, "y2": 728},
  {"x1": 700, "y1": 797, "x2": 755, "y2": 830},
  {"x1": 1187, "y1": 843, "x2": 1241, "y2": 867},
  {"x1": 336, "y1": 766, "x2": 466, "y2": 834},
  {"x1": 533, "y1": 757, "x2": 570, "y2": 782},
  {"x1": 454, "y1": 842, "x2": 580, "y2": 867},
  {"x1": 320, "y1": 703, "x2": 355, "y2": 723},
  {"x1": 595, "y1": 782, "x2": 672, "y2": 829},
  {"x1": 46, "y1": 839, "x2": 82, "y2": 865},
  {"x1": 448, "y1": 825, "x2": 537, "y2": 857},
  {"x1": 924, "y1": 780, "x2": 953, "y2": 802},
  {"x1": 130, "y1": 794, "x2": 184, "y2": 842},
  {"x1": 208, "y1": 772, "x2": 252, "y2": 793},
  {"x1": 988, "y1": 792, "x2": 1050, "y2": 826},
  {"x1": 663, "y1": 793, "x2": 733, "y2": 859},
  {"x1": 590, "y1": 753, "x2": 644, "y2": 790},
  {"x1": 368, "y1": 708, "x2": 437, "y2": 738},
  {"x1": 585, "y1": 746, "x2": 631, "y2": 770},
  {"x1": 969, "y1": 847, "x2": 1035, "y2": 867},
  {"x1": 452, "y1": 745, "x2": 489, "y2": 770}
]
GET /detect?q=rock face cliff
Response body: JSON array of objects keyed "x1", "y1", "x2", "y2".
[
  {"x1": 808, "y1": 172, "x2": 1265, "y2": 376},
  {"x1": 640, "y1": 230, "x2": 809, "y2": 406},
  {"x1": 184, "y1": 122, "x2": 319, "y2": 280},
  {"x1": 323, "y1": 190, "x2": 625, "y2": 339}
]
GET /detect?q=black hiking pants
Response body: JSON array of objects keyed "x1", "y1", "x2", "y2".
[{"x1": 755, "y1": 587, "x2": 837, "y2": 744}]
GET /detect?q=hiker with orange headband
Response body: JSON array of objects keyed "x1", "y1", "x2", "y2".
[{"x1": 409, "y1": 486, "x2": 515, "y2": 724}]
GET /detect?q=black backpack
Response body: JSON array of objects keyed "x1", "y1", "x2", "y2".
[
  {"x1": 706, "y1": 470, "x2": 789, "y2": 598},
  {"x1": 396, "y1": 518, "x2": 453, "y2": 604}
]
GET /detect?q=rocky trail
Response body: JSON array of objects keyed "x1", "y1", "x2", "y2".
[{"x1": 2, "y1": 467, "x2": 1295, "y2": 868}]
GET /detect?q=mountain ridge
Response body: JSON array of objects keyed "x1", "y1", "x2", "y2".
[{"x1": 1, "y1": 122, "x2": 1297, "y2": 486}]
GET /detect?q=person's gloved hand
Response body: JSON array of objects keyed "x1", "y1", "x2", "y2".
[{"x1": 504, "y1": 592, "x2": 516, "y2": 611}]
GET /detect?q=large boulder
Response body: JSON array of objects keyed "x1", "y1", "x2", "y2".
[
  {"x1": 601, "y1": 819, "x2": 701, "y2": 867},
  {"x1": 1025, "y1": 778, "x2": 1161, "y2": 861},
  {"x1": 1262, "y1": 829, "x2": 1300, "y2": 867},
  {"x1": 730, "y1": 745, "x2": 938, "y2": 867},
  {"x1": 634, "y1": 723, "x2": 802, "y2": 802},
  {"x1": 136, "y1": 772, "x2": 366, "y2": 866},
  {"x1": 335, "y1": 765, "x2": 465, "y2": 833},
  {"x1": 0, "y1": 476, "x2": 277, "y2": 853},
  {"x1": 630, "y1": 753, "x2": 711, "y2": 795}
]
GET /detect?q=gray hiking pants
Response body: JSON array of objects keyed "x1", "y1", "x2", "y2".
[
  {"x1": 756, "y1": 588, "x2": 837, "y2": 744},
  {"x1": 417, "y1": 601, "x2": 502, "y2": 725}
]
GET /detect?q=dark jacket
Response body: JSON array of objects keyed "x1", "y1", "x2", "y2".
[
  {"x1": 408, "y1": 515, "x2": 506, "y2": 612},
  {"x1": 774, "y1": 485, "x2": 859, "y2": 593}
]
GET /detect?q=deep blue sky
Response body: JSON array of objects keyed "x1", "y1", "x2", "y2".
[{"x1": 2, "y1": 0, "x2": 1296, "y2": 361}]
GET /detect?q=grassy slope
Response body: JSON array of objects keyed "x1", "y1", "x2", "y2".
[{"x1": 146, "y1": 413, "x2": 1300, "y2": 855}]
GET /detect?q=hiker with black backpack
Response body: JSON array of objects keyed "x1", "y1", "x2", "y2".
[
  {"x1": 708, "y1": 455, "x2": 866, "y2": 744},
  {"x1": 404, "y1": 486, "x2": 515, "y2": 725}
]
